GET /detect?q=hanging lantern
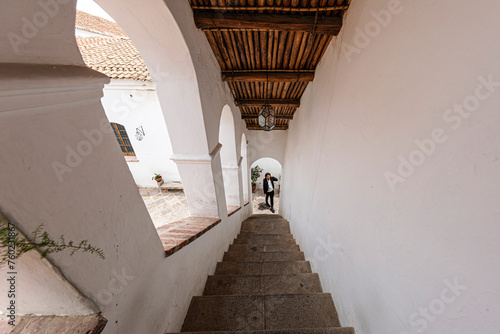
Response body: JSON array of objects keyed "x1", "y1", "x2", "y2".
[{"x1": 258, "y1": 105, "x2": 276, "y2": 131}]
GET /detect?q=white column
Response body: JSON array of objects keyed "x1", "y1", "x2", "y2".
[
  {"x1": 221, "y1": 163, "x2": 242, "y2": 207},
  {"x1": 171, "y1": 143, "x2": 226, "y2": 218}
]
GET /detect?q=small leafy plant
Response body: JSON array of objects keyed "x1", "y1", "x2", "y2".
[
  {"x1": 0, "y1": 223, "x2": 105, "y2": 266},
  {"x1": 152, "y1": 173, "x2": 162, "y2": 181},
  {"x1": 251, "y1": 165, "x2": 263, "y2": 183}
]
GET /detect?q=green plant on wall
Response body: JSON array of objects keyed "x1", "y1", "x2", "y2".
[
  {"x1": 251, "y1": 165, "x2": 263, "y2": 183},
  {"x1": 0, "y1": 214, "x2": 105, "y2": 266}
]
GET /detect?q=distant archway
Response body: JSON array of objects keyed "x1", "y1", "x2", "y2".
[{"x1": 251, "y1": 157, "x2": 282, "y2": 214}]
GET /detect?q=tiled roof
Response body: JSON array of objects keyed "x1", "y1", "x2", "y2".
[
  {"x1": 77, "y1": 37, "x2": 152, "y2": 82},
  {"x1": 75, "y1": 10, "x2": 127, "y2": 38}
]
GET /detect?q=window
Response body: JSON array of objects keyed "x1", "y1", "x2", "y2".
[{"x1": 111, "y1": 123, "x2": 136, "y2": 157}]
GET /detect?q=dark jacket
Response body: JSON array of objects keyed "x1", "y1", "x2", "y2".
[{"x1": 263, "y1": 176, "x2": 278, "y2": 194}]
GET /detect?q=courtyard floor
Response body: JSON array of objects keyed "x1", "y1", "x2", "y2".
[
  {"x1": 138, "y1": 187, "x2": 281, "y2": 229},
  {"x1": 252, "y1": 190, "x2": 280, "y2": 215}
]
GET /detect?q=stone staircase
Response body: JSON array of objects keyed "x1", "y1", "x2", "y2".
[{"x1": 170, "y1": 214, "x2": 355, "y2": 334}]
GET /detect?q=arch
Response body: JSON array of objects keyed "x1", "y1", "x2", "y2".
[
  {"x1": 241, "y1": 133, "x2": 250, "y2": 203},
  {"x1": 251, "y1": 157, "x2": 283, "y2": 188},
  {"x1": 95, "y1": 0, "x2": 211, "y2": 155},
  {"x1": 219, "y1": 105, "x2": 241, "y2": 207},
  {"x1": 251, "y1": 157, "x2": 283, "y2": 214},
  {"x1": 92, "y1": 0, "x2": 229, "y2": 217},
  {"x1": 219, "y1": 105, "x2": 238, "y2": 167}
]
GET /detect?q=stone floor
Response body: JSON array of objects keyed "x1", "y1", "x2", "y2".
[
  {"x1": 253, "y1": 190, "x2": 280, "y2": 215},
  {"x1": 138, "y1": 187, "x2": 190, "y2": 228},
  {"x1": 139, "y1": 187, "x2": 280, "y2": 229}
]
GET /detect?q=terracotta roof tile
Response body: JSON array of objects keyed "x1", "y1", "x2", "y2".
[
  {"x1": 75, "y1": 10, "x2": 127, "y2": 38},
  {"x1": 77, "y1": 37, "x2": 151, "y2": 82}
]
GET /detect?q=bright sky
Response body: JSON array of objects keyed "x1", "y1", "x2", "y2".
[{"x1": 76, "y1": 0, "x2": 115, "y2": 22}]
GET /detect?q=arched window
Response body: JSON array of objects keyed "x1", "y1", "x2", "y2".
[{"x1": 110, "y1": 122, "x2": 136, "y2": 157}]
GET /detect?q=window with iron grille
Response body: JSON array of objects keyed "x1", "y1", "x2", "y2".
[{"x1": 111, "y1": 122, "x2": 136, "y2": 157}]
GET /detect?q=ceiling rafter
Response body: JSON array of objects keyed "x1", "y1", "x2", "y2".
[
  {"x1": 222, "y1": 71, "x2": 314, "y2": 83},
  {"x1": 241, "y1": 114, "x2": 294, "y2": 120},
  {"x1": 188, "y1": 0, "x2": 352, "y2": 130},
  {"x1": 194, "y1": 12, "x2": 342, "y2": 35},
  {"x1": 235, "y1": 99, "x2": 301, "y2": 107}
]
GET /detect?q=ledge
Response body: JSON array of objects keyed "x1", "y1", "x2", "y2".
[
  {"x1": 156, "y1": 217, "x2": 221, "y2": 257},
  {"x1": 227, "y1": 205, "x2": 242, "y2": 217},
  {"x1": 3, "y1": 314, "x2": 107, "y2": 334},
  {"x1": 124, "y1": 156, "x2": 139, "y2": 162},
  {"x1": 244, "y1": 201, "x2": 250, "y2": 206}
]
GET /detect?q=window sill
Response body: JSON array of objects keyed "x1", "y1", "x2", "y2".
[
  {"x1": 156, "y1": 217, "x2": 222, "y2": 257},
  {"x1": 124, "y1": 156, "x2": 139, "y2": 162}
]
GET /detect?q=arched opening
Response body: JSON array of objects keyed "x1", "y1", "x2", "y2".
[
  {"x1": 75, "y1": 3, "x2": 189, "y2": 230},
  {"x1": 219, "y1": 105, "x2": 241, "y2": 213},
  {"x1": 241, "y1": 133, "x2": 250, "y2": 204},
  {"x1": 251, "y1": 157, "x2": 282, "y2": 214}
]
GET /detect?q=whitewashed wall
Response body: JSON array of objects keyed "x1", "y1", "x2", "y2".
[
  {"x1": 281, "y1": 1, "x2": 500, "y2": 334},
  {"x1": 0, "y1": 2, "x2": 251, "y2": 334},
  {"x1": 101, "y1": 79, "x2": 181, "y2": 187}
]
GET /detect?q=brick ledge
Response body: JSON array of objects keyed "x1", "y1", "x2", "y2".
[
  {"x1": 156, "y1": 217, "x2": 222, "y2": 257},
  {"x1": 227, "y1": 205, "x2": 242, "y2": 217}
]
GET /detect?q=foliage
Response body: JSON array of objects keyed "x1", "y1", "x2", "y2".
[
  {"x1": 0, "y1": 223, "x2": 105, "y2": 266},
  {"x1": 152, "y1": 173, "x2": 162, "y2": 180},
  {"x1": 251, "y1": 165, "x2": 263, "y2": 183}
]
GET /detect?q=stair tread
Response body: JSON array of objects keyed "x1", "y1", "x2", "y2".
[
  {"x1": 173, "y1": 327, "x2": 355, "y2": 333},
  {"x1": 178, "y1": 215, "x2": 353, "y2": 334},
  {"x1": 229, "y1": 244, "x2": 300, "y2": 253},
  {"x1": 223, "y1": 251, "x2": 305, "y2": 262},
  {"x1": 204, "y1": 273, "x2": 322, "y2": 296},
  {"x1": 214, "y1": 261, "x2": 312, "y2": 275},
  {"x1": 182, "y1": 294, "x2": 340, "y2": 332}
]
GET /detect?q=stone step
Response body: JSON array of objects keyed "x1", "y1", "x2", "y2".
[
  {"x1": 246, "y1": 214, "x2": 287, "y2": 220},
  {"x1": 181, "y1": 294, "x2": 340, "y2": 332},
  {"x1": 233, "y1": 237, "x2": 297, "y2": 245},
  {"x1": 223, "y1": 251, "x2": 305, "y2": 262},
  {"x1": 236, "y1": 233, "x2": 295, "y2": 241},
  {"x1": 172, "y1": 328, "x2": 356, "y2": 334},
  {"x1": 229, "y1": 244, "x2": 300, "y2": 253},
  {"x1": 240, "y1": 227, "x2": 291, "y2": 234},
  {"x1": 241, "y1": 220, "x2": 290, "y2": 230},
  {"x1": 214, "y1": 261, "x2": 313, "y2": 276},
  {"x1": 203, "y1": 273, "x2": 322, "y2": 295}
]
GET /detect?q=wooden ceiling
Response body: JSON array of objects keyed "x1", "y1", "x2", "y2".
[{"x1": 188, "y1": 0, "x2": 352, "y2": 130}]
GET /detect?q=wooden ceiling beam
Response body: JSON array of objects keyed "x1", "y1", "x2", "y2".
[
  {"x1": 247, "y1": 125, "x2": 289, "y2": 130},
  {"x1": 194, "y1": 12, "x2": 342, "y2": 35},
  {"x1": 222, "y1": 71, "x2": 314, "y2": 82},
  {"x1": 191, "y1": 6, "x2": 349, "y2": 12},
  {"x1": 235, "y1": 99, "x2": 300, "y2": 107},
  {"x1": 241, "y1": 114, "x2": 294, "y2": 120}
]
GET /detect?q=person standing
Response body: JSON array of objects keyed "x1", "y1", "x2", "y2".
[{"x1": 263, "y1": 172, "x2": 278, "y2": 213}]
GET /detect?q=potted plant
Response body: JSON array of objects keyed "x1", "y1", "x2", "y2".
[
  {"x1": 152, "y1": 173, "x2": 162, "y2": 183},
  {"x1": 251, "y1": 165, "x2": 263, "y2": 192}
]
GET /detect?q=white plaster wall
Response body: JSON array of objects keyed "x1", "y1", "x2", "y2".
[
  {"x1": 281, "y1": 1, "x2": 500, "y2": 333},
  {"x1": 96, "y1": 0, "x2": 247, "y2": 157},
  {"x1": 0, "y1": 65, "x2": 247, "y2": 333},
  {"x1": 101, "y1": 79, "x2": 180, "y2": 187},
  {"x1": 0, "y1": 211, "x2": 98, "y2": 316},
  {"x1": 247, "y1": 130, "x2": 288, "y2": 167},
  {"x1": 0, "y1": 0, "x2": 84, "y2": 65},
  {"x1": 251, "y1": 158, "x2": 282, "y2": 191}
]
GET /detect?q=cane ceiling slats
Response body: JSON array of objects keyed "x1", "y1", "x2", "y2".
[{"x1": 188, "y1": 0, "x2": 351, "y2": 130}]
